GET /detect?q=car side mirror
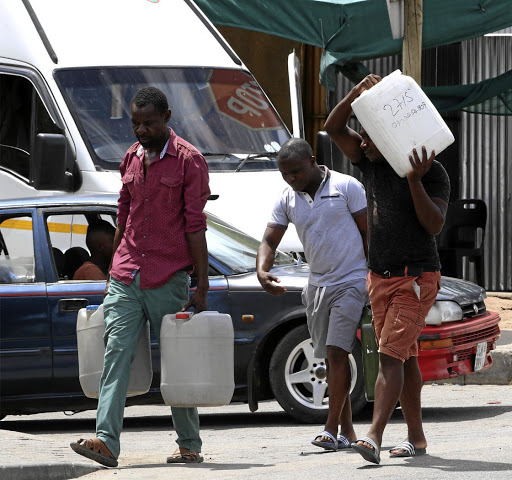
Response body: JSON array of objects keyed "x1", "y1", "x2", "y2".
[
  {"x1": 31, "y1": 133, "x2": 73, "y2": 191},
  {"x1": 316, "y1": 131, "x2": 334, "y2": 170}
]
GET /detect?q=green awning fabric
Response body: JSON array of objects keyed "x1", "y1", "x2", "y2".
[
  {"x1": 338, "y1": 63, "x2": 512, "y2": 114},
  {"x1": 425, "y1": 69, "x2": 512, "y2": 115},
  {"x1": 196, "y1": 0, "x2": 512, "y2": 115}
]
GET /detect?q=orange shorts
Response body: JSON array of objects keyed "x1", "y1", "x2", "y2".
[{"x1": 367, "y1": 270, "x2": 441, "y2": 362}]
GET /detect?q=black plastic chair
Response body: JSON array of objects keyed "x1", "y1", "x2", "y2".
[{"x1": 437, "y1": 199, "x2": 487, "y2": 287}]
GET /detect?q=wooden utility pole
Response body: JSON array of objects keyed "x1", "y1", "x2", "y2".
[{"x1": 402, "y1": 0, "x2": 423, "y2": 85}]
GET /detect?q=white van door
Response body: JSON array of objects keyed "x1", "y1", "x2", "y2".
[{"x1": 288, "y1": 51, "x2": 305, "y2": 140}]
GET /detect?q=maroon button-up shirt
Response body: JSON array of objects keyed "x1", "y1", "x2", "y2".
[{"x1": 110, "y1": 128, "x2": 210, "y2": 289}]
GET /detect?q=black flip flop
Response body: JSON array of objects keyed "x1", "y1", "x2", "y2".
[{"x1": 389, "y1": 441, "x2": 427, "y2": 458}]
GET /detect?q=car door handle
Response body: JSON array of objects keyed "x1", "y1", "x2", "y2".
[{"x1": 58, "y1": 298, "x2": 89, "y2": 313}]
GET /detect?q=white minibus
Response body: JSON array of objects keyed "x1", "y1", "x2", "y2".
[{"x1": 0, "y1": 0, "x2": 301, "y2": 251}]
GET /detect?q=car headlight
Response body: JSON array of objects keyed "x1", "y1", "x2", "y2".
[{"x1": 424, "y1": 301, "x2": 463, "y2": 326}]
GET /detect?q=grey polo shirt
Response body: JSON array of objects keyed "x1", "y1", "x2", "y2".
[{"x1": 269, "y1": 167, "x2": 368, "y2": 287}]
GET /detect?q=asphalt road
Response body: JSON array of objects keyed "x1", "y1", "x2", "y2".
[{"x1": 1, "y1": 384, "x2": 511, "y2": 480}]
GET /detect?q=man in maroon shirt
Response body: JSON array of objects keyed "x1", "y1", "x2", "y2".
[{"x1": 71, "y1": 87, "x2": 210, "y2": 467}]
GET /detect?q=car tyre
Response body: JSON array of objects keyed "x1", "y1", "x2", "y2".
[{"x1": 269, "y1": 323, "x2": 367, "y2": 424}]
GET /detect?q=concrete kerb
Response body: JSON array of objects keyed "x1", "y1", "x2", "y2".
[
  {"x1": 0, "y1": 429, "x2": 103, "y2": 480},
  {"x1": 0, "y1": 464, "x2": 101, "y2": 480},
  {"x1": 487, "y1": 291, "x2": 512, "y2": 300}
]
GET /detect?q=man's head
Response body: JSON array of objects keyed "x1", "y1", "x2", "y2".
[
  {"x1": 277, "y1": 138, "x2": 318, "y2": 192},
  {"x1": 359, "y1": 127, "x2": 384, "y2": 162},
  {"x1": 130, "y1": 87, "x2": 171, "y2": 149},
  {"x1": 86, "y1": 220, "x2": 116, "y2": 264}
]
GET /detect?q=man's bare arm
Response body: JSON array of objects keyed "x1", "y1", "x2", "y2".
[
  {"x1": 256, "y1": 226, "x2": 287, "y2": 295},
  {"x1": 352, "y1": 209, "x2": 368, "y2": 260},
  {"x1": 183, "y1": 229, "x2": 209, "y2": 313},
  {"x1": 408, "y1": 147, "x2": 447, "y2": 235},
  {"x1": 324, "y1": 74, "x2": 381, "y2": 163}
]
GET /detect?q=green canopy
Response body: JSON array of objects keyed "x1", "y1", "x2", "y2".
[
  {"x1": 425, "y1": 69, "x2": 512, "y2": 115},
  {"x1": 196, "y1": 0, "x2": 512, "y2": 114}
]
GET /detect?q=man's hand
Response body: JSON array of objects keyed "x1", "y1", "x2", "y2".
[
  {"x1": 354, "y1": 74, "x2": 382, "y2": 97},
  {"x1": 257, "y1": 271, "x2": 287, "y2": 296},
  {"x1": 408, "y1": 146, "x2": 435, "y2": 183},
  {"x1": 256, "y1": 226, "x2": 287, "y2": 295},
  {"x1": 182, "y1": 288, "x2": 207, "y2": 313}
]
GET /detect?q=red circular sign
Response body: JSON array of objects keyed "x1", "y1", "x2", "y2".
[{"x1": 208, "y1": 70, "x2": 282, "y2": 130}]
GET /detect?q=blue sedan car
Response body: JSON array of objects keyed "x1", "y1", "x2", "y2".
[{"x1": 0, "y1": 194, "x2": 341, "y2": 423}]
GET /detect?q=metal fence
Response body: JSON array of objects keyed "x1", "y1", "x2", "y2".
[{"x1": 460, "y1": 34, "x2": 512, "y2": 290}]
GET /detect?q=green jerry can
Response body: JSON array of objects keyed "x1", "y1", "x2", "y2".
[{"x1": 360, "y1": 305, "x2": 379, "y2": 401}]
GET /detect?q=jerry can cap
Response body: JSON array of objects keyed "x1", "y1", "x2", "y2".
[{"x1": 175, "y1": 312, "x2": 191, "y2": 319}]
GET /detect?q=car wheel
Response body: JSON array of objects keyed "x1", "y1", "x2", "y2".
[{"x1": 269, "y1": 323, "x2": 367, "y2": 424}]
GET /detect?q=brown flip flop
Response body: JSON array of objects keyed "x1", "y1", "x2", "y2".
[
  {"x1": 70, "y1": 438, "x2": 118, "y2": 467},
  {"x1": 167, "y1": 448, "x2": 203, "y2": 464}
]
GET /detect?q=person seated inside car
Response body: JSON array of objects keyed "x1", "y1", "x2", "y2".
[
  {"x1": 64, "y1": 246, "x2": 90, "y2": 280},
  {"x1": 73, "y1": 220, "x2": 115, "y2": 281}
]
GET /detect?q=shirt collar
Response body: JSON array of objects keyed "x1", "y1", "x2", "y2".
[
  {"x1": 319, "y1": 165, "x2": 330, "y2": 186},
  {"x1": 159, "y1": 137, "x2": 170, "y2": 160},
  {"x1": 135, "y1": 128, "x2": 177, "y2": 160},
  {"x1": 296, "y1": 165, "x2": 330, "y2": 194}
]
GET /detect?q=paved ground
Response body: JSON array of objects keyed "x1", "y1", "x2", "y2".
[
  {"x1": 1, "y1": 385, "x2": 511, "y2": 480},
  {"x1": 1, "y1": 293, "x2": 510, "y2": 480}
]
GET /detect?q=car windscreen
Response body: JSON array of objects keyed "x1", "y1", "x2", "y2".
[
  {"x1": 206, "y1": 214, "x2": 293, "y2": 273},
  {"x1": 54, "y1": 67, "x2": 290, "y2": 171}
]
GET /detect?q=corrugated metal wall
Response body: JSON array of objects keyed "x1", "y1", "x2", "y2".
[
  {"x1": 460, "y1": 35, "x2": 512, "y2": 291},
  {"x1": 331, "y1": 37, "x2": 512, "y2": 291}
]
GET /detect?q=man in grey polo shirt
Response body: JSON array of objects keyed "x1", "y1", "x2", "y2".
[{"x1": 257, "y1": 138, "x2": 368, "y2": 451}]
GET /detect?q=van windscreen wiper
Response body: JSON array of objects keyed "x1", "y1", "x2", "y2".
[{"x1": 235, "y1": 152, "x2": 278, "y2": 172}]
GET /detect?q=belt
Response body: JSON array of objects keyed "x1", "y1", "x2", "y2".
[{"x1": 372, "y1": 266, "x2": 438, "y2": 279}]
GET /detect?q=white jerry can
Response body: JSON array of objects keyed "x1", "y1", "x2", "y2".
[
  {"x1": 351, "y1": 69, "x2": 455, "y2": 178},
  {"x1": 76, "y1": 304, "x2": 153, "y2": 399},
  {"x1": 160, "y1": 311, "x2": 234, "y2": 407}
]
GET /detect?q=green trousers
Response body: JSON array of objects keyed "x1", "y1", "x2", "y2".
[{"x1": 96, "y1": 271, "x2": 201, "y2": 458}]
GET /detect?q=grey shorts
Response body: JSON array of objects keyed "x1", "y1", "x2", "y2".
[{"x1": 302, "y1": 278, "x2": 367, "y2": 358}]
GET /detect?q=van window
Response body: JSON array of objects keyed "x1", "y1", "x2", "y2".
[
  {"x1": 0, "y1": 74, "x2": 61, "y2": 180},
  {"x1": 55, "y1": 67, "x2": 290, "y2": 172},
  {"x1": 0, "y1": 216, "x2": 35, "y2": 283}
]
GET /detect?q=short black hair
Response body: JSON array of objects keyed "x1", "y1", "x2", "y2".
[
  {"x1": 278, "y1": 138, "x2": 313, "y2": 161},
  {"x1": 86, "y1": 220, "x2": 115, "y2": 249},
  {"x1": 131, "y1": 87, "x2": 169, "y2": 114}
]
